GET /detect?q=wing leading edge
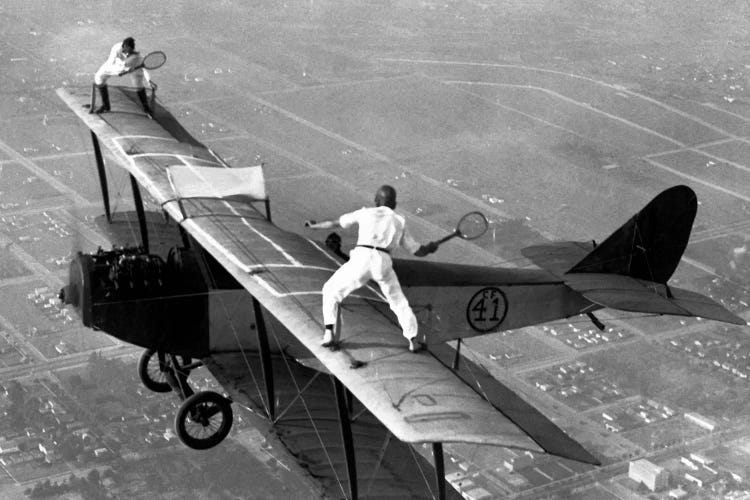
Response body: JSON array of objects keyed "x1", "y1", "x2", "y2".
[{"x1": 58, "y1": 86, "x2": 595, "y2": 458}]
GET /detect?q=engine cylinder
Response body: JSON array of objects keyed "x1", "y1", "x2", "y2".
[{"x1": 60, "y1": 247, "x2": 209, "y2": 357}]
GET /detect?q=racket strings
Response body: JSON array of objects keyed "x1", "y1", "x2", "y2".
[
  {"x1": 457, "y1": 211, "x2": 488, "y2": 240},
  {"x1": 142, "y1": 51, "x2": 166, "y2": 70}
]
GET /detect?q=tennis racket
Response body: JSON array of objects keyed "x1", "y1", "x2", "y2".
[
  {"x1": 435, "y1": 211, "x2": 489, "y2": 246},
  {"x1": 121, "y1": 51, "x2": 167, "y2": 74}
]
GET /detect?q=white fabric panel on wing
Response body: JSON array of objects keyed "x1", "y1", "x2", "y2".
[{"x1": 168, "y1": 165, "x2": 267, "y2": 201}]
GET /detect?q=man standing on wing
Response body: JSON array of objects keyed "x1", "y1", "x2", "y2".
[{"x1": 306, "y1": 185, "x2": 438, "y2": 352}]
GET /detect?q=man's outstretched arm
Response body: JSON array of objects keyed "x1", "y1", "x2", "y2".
[
  {"x1": 402, "y1": 226, "x2": 438, "y2": 257},
  {"x1": 305, "y1": 219, "x2": 341, "y2": 230}
]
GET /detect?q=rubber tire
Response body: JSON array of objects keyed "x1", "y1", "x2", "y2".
[
  {"x1": 175, "y1": 391, "x2": 233, "y2": 450},
  {"x1": 137, "y1": 349, "x2": 172, "y2": 393}
]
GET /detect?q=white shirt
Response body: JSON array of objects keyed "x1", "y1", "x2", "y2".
[
  {"x1": 104, "y1": 43, "x2": 150, "y2": 82},
  {"x1": 105, "y1": 42, "x2": 129, "y2": 71},
  {"x1": 339, "y1": 206, "x2": 421, "y2": 254}
]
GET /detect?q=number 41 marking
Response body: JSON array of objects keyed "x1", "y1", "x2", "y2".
[{"x1": 466, "y1": 287, "x2": 507, "y2": 332}]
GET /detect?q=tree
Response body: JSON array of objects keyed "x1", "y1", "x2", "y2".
[
  {"x1": 29, "y1": 483, "x2": 41, "y2": 499},
  {"x1": 7, "y1": 380, "x2": 24, "y2": 405},
  {"x1": 68, "y1": 374, "x2": 84, "y2": 391},
  {"x1": 87, "y1": 469, "x2": 101, "y2": 485}
]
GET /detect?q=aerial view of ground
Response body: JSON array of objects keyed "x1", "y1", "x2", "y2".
[{"x1": 1, "y1": 0, "x2": 750, "y2": 498}]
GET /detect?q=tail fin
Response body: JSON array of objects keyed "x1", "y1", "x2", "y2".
[
  {"x1": 561, "y1": 185, "x2": 744, "y2": 325},
  {"x1": 567, "y1": 185, "x2": 697, "y2": 283}
]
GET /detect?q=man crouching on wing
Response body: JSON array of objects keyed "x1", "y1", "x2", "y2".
[
  {"x1": 92, "y1": 37, "x2": 152, "y2": 115},
  {"x1": 305, "y1": 185, "x2": 438, "y2": 352}
]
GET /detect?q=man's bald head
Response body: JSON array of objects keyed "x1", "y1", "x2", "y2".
[{"x1": 374, "y1": 185, "x2": 397, "y2": 209}]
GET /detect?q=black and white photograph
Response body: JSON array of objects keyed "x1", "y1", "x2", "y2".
[{"x1": 1, "y1": 1, "x2": 749, "y2": 498}]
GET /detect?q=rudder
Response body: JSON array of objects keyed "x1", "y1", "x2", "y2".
[{"x1": 567, "y1": 185, "x2": 697, "y2": 284}]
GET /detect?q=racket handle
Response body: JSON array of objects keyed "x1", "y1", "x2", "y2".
[
  {"x1": 434, "y1": 231, "x2": 459, "y2": 245},
  {"x1": 122, "y1": 63, "x2": 144, "y2": 75}
]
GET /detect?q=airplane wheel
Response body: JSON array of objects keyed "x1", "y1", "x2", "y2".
[
  {"x1": 137, "y1": 349, "x2": 172, "y2": 393},
  {"x1": 175, "y1": 391, "x2": 233, "y2": 450}
]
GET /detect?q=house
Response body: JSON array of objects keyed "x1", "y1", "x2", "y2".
[
  {"x1": 464, "y1": 487, "x2": 492, "y2": 500},
  {"x1": 629, "y1": 459, "x2": 669, "y2": 492},
  {"x1": 685, "y1": 413, "x2": 717, "y2": 431}
]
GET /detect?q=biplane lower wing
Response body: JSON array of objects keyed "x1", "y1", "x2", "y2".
[
  {"x1": 57, "y1": 86, "x2": 599, "y2": 462},
  {"x1": 205, "y1": 351, "x2": 467, "y2": 499}
]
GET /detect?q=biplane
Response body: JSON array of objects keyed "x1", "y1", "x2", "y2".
[{"x1": 56, "y1": 85, "x2": 745, "y2": 499}]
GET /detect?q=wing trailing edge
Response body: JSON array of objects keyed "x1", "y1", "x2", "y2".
[{"x1": 429, "y1": 344, "x2": 600, "y2": 465}]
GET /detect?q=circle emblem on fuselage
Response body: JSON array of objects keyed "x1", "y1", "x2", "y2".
[{"x1": 466, "y1": 287, "x2": 507, "y2": 332}]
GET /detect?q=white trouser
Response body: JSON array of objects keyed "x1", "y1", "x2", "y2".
[
  {"x1": 322, "y1": 247, "x2": 417, "y2": 340},
  {"x1": 94, "y1": 63, "x2": 148, "y2": 88}
]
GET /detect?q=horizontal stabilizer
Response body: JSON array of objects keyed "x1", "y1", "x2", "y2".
[
  {"x1": 668, "y1": 286, "x2": 747, "y2": 325},
  {"x1": 565, "y1": 273, "x2": 746, "y2": 325},
  {"x1": 522, "y1": 242, "x2": 595, "y2": 277}
]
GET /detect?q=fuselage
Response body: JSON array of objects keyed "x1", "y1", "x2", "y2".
[
  {"x1": 395, "y1": 260, "x2": 596, "y2": 343},
  {"x1": 62, "y1": 241, "x2": 596, "y2": 357}
]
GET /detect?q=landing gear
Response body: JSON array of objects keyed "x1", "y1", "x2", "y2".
[
  {"x1": 175, "y1": 391, "x2": 233, "y2": 450},
  {"x1": 138, "y1": 349, "x2": 194, "y2": 393},
  {"x1": 137, "y1": 349, "x2": 172, "y2": 393},
  {"x1": 137, "y1": 349, "x2": 233, "y2": 449}
]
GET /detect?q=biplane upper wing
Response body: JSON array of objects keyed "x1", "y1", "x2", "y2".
[{"x1": 56, "y1": 86, "x2": 572, "y2": 455}]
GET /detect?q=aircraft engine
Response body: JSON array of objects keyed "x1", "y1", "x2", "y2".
[{"x1": 59, "y1": 246, "x2": 210, "y2": 357}]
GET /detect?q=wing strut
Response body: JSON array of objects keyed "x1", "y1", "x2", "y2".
[
  {"x1": 90, "y1": 131, "x2": 111, "y2": 223},
  {"x1": 333, "y1": 376, "x2": 358, "y2": 500},
  {"x1": 432, "y1": 443, "x2": 446, "y2": 500},
  {"x1": 452, "y1": 339, "x2": 462, "y2": 370},
  {"x1": 178, "y1": 225, "x2": 191, "y2": 249},
  {"x1": 264, "y1": 199, "x2": 272, "y2": 223},
  {"x1": 252, "y1": 297, "x2": 275, "y2": 420},
  {"x1": 129, "y1": 174, "x2": 149, "y2": 253}
]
